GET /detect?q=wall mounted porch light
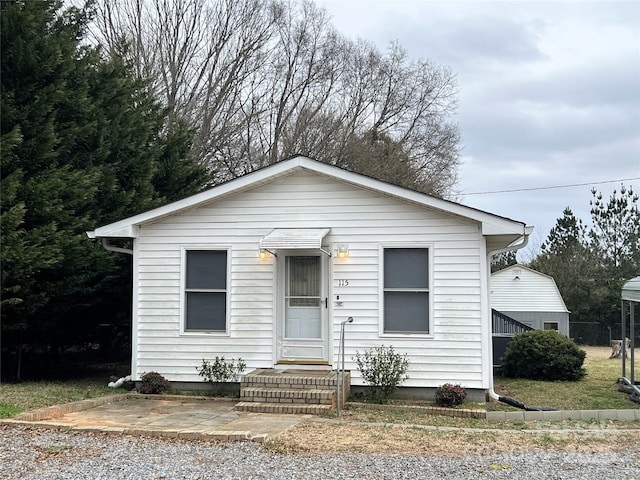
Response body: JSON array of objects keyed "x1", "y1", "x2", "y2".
[
  {"x1": 336, "y1": 244, "x2": 349, "y2": 258},
  {"x1": 259, "y1": 248, "x2": 276, "y2": 258}
]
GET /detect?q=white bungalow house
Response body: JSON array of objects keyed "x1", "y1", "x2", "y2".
[
  {"x1": 87, "y1": 156, "x2": 532, "y2": 404},
  {"x1": 491, "y1": 265, "x2": 570, "y2": 336}
]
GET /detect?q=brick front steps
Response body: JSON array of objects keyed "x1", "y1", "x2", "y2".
[{"x1": 235, "y1": 368, "x2": 350, "y2": 415}]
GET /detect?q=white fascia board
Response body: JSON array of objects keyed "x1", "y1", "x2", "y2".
[
  {"x1": 91, "y1": 224, "x2": 139, "y2": 239},
  {"x1": 493, "y1": 264, "x2": 553, "y2": 281},
  {"x1": 300, "y1": 158, "x2": 530, "y2": 234},
  {"x1": 89, "y1": 160, "x2": 300, "y2": 239},
  {"x1": 481, "y1": 222, "x2": 532, "y2": 237},
  {"x1": 89, "y1": 155, "x2": 530, "y2": 239}
]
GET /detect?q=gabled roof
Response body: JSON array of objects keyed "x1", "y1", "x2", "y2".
[
  {"x1": 492, "y1": 264, "x2": 556, "y2": 282},
  {"x1": 491, "y1": 264, "x2": 569, "y2": 313},
  {"x1": 88, "y1": 155, "x2": 532, "y2": 241}
]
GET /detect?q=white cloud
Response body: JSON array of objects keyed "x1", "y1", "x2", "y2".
[{"x1": 316, "y1": 0, "x2": 640, "y2": 246}]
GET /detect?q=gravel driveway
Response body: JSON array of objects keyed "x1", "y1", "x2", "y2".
[{"x1": 1, "y1": 425, "x2": 639, "y2": 479}]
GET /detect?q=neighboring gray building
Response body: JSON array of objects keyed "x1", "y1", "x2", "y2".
[{"x1": 491, "y1": 264, "x2": 569, "y2": 336}]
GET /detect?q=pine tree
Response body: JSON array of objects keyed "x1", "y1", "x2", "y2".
[
  {"x1": 530, "y1": 207, "x2": 603, "y2": 340},
  {"x1": 540, "y1": 207, "x2": 587, "y2": 258},
  {"x1": 588, "y1": 185, "x2": 639, "y2": 273},
  {"x1": 531, "y1": 188, "x2": 640, "y2": 344},
  {"x1": 587, "y1": 185, "x2": 640, "y2": 335},
  {"x1": 1, "y1": 0, "x2": 208, "y2": 379}
]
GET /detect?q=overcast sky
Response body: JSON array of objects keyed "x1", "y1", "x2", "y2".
[{"x1": 316, "y1": 0, "x2": 640, "y2": 257}]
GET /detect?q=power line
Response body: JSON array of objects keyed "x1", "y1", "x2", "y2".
[{"x1": 460, "y1": 177, "x2": 640, "y2": 196}]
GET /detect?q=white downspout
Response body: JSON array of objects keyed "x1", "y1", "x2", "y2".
[
  {"x1": 90, "y1": 234, "x2": 135, "y2": 380},
  {"x1": 101, "y1": 238, "x2": 133, "y2": 256},
  {"x1": 485, "y1": 229, "x2": 531, "y2": 401},
  {"x1": 87, "y1": 231, "x2": 134, "y2": 256}
]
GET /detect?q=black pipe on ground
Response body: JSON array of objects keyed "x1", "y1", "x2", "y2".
[{"x1": 498, "y1": 396, "x2": 556, "y2": 411}]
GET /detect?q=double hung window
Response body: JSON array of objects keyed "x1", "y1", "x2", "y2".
[
  {"x1": 184, "y1": 250, "x2": 227, "y2": 332},
  {"x1": 383, "y1": 248, "x2": 430, "y2": 334}
]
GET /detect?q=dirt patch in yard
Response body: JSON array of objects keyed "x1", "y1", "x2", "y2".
[
  {"x1": 269, "y1": 346, "x2": 640, "y2": 457},
  {"x1": 268, "y1": 421, "x2": 640, "y2": 456}
]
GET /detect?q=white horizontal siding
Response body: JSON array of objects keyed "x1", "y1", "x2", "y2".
[
  {"x1": 491, "y1": 266, "x2": 568, "y2": 313},
  {"x1": 133, "y1": 170, "x2": 486, "y2": 387}
]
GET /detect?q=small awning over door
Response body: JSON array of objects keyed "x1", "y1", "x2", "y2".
[{"x1": 260, "y1": 228, "x2": 331, "y2": 254}]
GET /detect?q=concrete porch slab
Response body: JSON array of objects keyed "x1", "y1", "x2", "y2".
[{"x1": 3, "y1": 394, "x2": 307, "y2": 443}]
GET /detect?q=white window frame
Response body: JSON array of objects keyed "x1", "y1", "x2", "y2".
[
  {"x1": 379, "y1": 244, "x2": 434, "y2": 338},
  {"x1": 180, "y1": 246, "x2": 231, "y2": 336}
]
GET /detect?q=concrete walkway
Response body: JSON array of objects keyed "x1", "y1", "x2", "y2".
[
  {"x1": 3, "y1": 394, "x2": 638, "y2": 444},
  {"x1": 3, "y1": 394, "x2": 309, "y2": 443}
]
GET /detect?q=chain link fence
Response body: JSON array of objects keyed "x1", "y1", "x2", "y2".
[{"x1": 570, "y1": 321, "x2": 639, "y2": 346}]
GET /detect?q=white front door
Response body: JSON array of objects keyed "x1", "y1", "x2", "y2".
[{"x1": 277, "y1": 253, "x2": 329, "y2": 363}]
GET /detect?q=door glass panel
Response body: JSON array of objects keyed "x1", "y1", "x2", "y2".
[
  {"x1": 285, "y1": 256, "x2": 321, "y2": 338},
  {"x1": 287, "y1": 256, "x2": 320, "y2": 307}
]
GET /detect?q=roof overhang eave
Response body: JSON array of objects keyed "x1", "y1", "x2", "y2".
[
  {"x1": 86, "y1": 225, "x2": 139, "y2": 239},
  {"x1": 481, "y1": 222, "x2": 532, "y2": 237}
]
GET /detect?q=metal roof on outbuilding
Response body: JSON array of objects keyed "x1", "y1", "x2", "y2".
[
  {"x1": 622, "y1": 276, "x2": 640, "y2": 303},
  {"x1": 491, "y1": 264, "x2": 569, "y2": 313}
]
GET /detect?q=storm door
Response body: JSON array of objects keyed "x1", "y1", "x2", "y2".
[{"x1": 277, "y1": 253, "x2": 328, "y2": 363}]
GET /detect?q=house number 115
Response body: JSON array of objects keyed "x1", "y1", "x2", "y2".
[{"x1": 338, "y1": 279, "x2": 350, "y2": 287}]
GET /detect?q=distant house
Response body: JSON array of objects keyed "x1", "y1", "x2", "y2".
[
  {"x1": 491, "y1": 264, "x2": 570, "y2": 336},
  {"x1": 87, "y1": 156, "x2": 532, "y2": 402}
]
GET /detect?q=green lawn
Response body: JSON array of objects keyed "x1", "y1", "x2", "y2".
[
  {"x1": 343, "y1": 346, "x2": 639, "y2": 429},
  {"x1": 0, "y1": 347, "x2": 637, "y2": 420},
  {"x1": 0, "y1": 378, "x2": 123, "y2": 418},
  {"x1": 493, "y1": 346, "x2": 638, "y2": 411}
]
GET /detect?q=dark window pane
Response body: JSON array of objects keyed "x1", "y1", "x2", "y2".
[
  {"x1": 186, "y1": 250, "x2": 227, "y2": 289},
  {"x1": 288, "y1": 256, "x2": 320, "y2": 297},
  {"x1": 384, "y1": 248, "x2": 428, "y2": 288},
  {"x1": 384, "y1": 291, "x2": 429, "y2": 333},
  {"x1": 186, "y1": 292, "x2": 226, "y2": 331}
]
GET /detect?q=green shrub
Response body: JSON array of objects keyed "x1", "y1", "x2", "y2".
[
  {"x1": 138, "y1": 371, "x2": 171, "y2": 394},
  {"x1": 354, "y1": 345, "x2": 409, "y2": 403},
  {"x1": 501, "y1": 330, "x2": 586, "y2": 381},
  {"x1": 197, "y1": 357, "x2": 246, "y2": 383},
  {"x1": 435, "y1": 383, "x2": 466, "y2": 407}
]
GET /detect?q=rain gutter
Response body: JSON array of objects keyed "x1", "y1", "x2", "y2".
[{"x1": 486, "y1": 228, "x2": 530, "y2": 403}]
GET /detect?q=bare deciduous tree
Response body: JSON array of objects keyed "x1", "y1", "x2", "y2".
[{"x1": 88, "y1": 0, "x2": 460, "y2": 196}]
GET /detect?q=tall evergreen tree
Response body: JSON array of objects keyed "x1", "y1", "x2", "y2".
[
  {"x1": 1, "y1": 0, "x2": 208, "y2": 379},
  {"x1": 531, "y1": 208, "x2": 603, "y2": 336},
  {"x1": 587, "y1": 185, "x2": 640, "y2": 334},
  {"x1": 2, "y1": 1, "x2": 97, "y2": 374},
  {"x1": 588, "y1": 185, "x2": 639, "y2": 272},
  {"x1": 540, "y1": 207, "x2": 587, "y2": 258},
  {"x1": 531, "y1": 188, "x2": 640, "y2": 344}
]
